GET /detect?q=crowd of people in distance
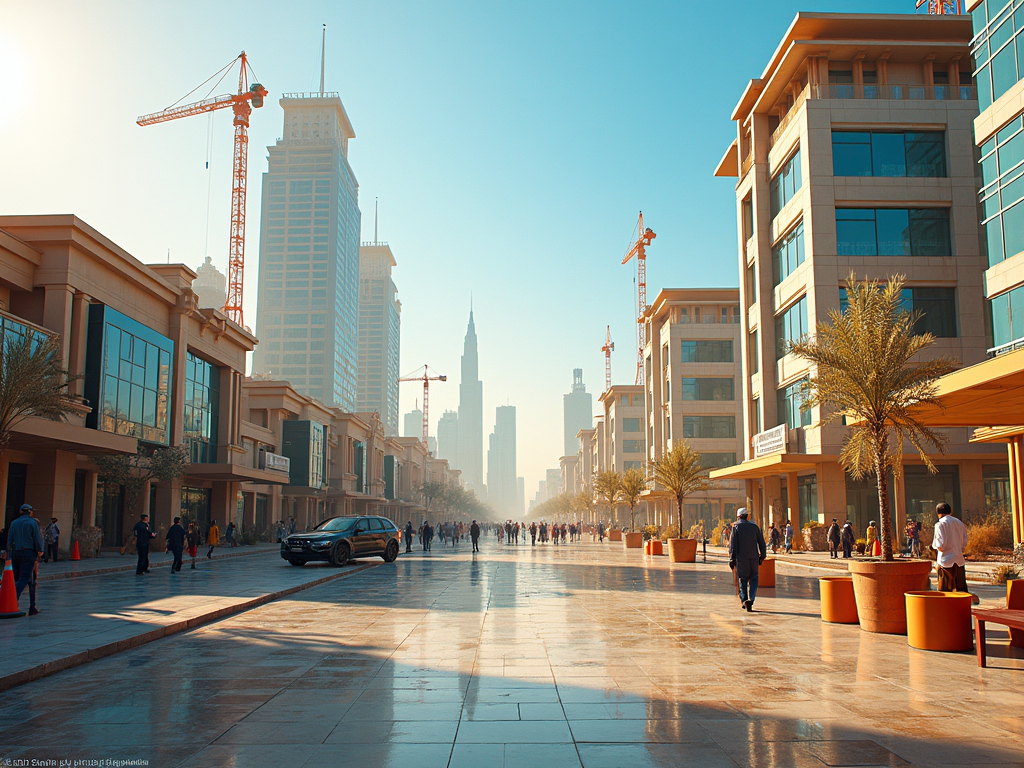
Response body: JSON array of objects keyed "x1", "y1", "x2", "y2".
[{"x1": 395, "y1": 519, "x2": 593, "y2": 554}]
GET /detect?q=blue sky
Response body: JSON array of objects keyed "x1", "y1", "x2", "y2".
[{"x1": 0, "y1": 0, "x2": 915, "y2": 500}]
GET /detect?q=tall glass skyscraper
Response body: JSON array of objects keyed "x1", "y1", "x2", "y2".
[
  {"x1": 357, "y1": 242, "x2": 400, "y2": 432},
  {"x1": 252, "y1": 92, "x2": 361, "y2": 409},
  {"x1": 458, "y1": 309, "x2": 483, "y2": 492}
]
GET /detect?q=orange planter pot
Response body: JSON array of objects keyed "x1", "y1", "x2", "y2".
[
  {"x1": 758, "y1": 558, "x2": 776, "y2": 588},
  {"x1": 905, "y1": 591, "x2": 973, "y2": 652},
  {"x1": 649, "y1": 540, "x2": 664, "y2": 556},
  {"x1": 667, "y1": 538, "x2": 697, "y2": 563},
  {"x1": 623, "y1": 532, "x2": 643, "y2": 549},
  {"x1": 1008, "y1": 580, "x2": 1024, "y2": 648},
  {"x1": 608, "y1": 529, "x2": 622, "y2": 542},
  {"x1": 819, "y1": 577, "x2": 859, "y2": 624},
  {"x1": 848, "y1": 559, "x2": 933, "y2": 634}
]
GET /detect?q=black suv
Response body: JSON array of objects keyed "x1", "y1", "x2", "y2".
[{"x1": 281, "y1": 515, "x2": 400, "y2": 566}]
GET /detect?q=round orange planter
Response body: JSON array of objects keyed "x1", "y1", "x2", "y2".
[
  {"x1": 1007, "y1": 579, "x2": 1024, "y2": 648},
  {"x1": 758, "y1": 557, "x2": 776, "y2": 588},
  {"x1": 848, "y1": 559, "x2": 932, "y2": 634},
  {"x1": 819, "y1": 577, "x2": 859, "y2": 624},
  {"x1": 649, "y1": 539, "x2": 664, "y2": 556},
  {"x1": 667, "y1": 538, "x2": 697, "y2": 563},
  {"x1": 623, "y1": 531, "x2": 643, "y2": 549},
  {"x1": 905, "y1": 591, "x2": 973, "y2": 652},
  {"x1": 608, "y1": 529, "x2": 622, "y2": 542}
]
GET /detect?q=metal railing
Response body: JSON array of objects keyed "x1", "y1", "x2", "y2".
[
  {"x1": 770, "y1": 85, "x2": 810, "y2": 147},
  {"x1": 988, "y1": 337, "x2": 1024, "y2": 357},
  {"x1": 740, "y1": 152, "x2": 753, "y2": 177},
  {"x1": 281, "y1": 91, "x2": 341, "y2": 100},
  {"x1": 812, "y1": 82, "x2": 976, "y2": 102}
]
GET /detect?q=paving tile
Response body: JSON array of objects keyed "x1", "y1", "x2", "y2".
[
  {"x1": 577, "y1": 743, "x2": 739, "y2": 768},
  {"x1": 456, "y1": 719, "x2": 575, "y2": 743}
]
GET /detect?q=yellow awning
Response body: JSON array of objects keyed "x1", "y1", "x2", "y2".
[
  {"x1": 709, "y1": 453, "x2": 838, "y2": 480},
  {"x1": 914, "y1": 347, "x2": 1024, "y2": 427}
]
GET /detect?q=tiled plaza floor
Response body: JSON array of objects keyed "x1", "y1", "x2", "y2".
[{"x1": 0, "y1": 541, "x2": 1021, "y2": 768}]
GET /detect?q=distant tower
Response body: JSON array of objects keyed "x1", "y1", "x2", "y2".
[
  {"x1": 357, "y1": 238, "x2": 401, "y2": 434},
  {"x1": 192, "y1": 256, "x2": 227, "y2": 310},
  {"x1": 563, "y1": 368, "x2": 593, "y2": 456},
  {"x1": 437, "y1": 410, "x2": 460, "y2": 466},
  {"x1": 458, "y1": 307, "x2": 484, "y2": 493},
  {"x1": 487, "y1": 405, "x2": 517, "y2": 517},
  {"x1": 403, "y1": 401, "x2": 423, "y2": 439}
]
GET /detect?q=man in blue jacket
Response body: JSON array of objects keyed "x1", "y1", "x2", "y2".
[
  {"x1": 8, "y1": 504, "x2": 43, "y2": 616},
  {"x1": 728, "y1": 508, "x2": 767, "y2": 612}
]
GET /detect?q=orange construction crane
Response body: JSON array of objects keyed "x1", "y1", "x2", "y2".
[
  {"x1": 398, "y1": 365, "x2": 447, "y2": 447},
  {"x1": 916, "y1": 0, "x2": 963, "y2": 12},
  {"x1": 600, "y1": 326, "x2": 614, "y2": 393},
  {"x1": 138, "y1": 52, "x2": 268, "y2": 328},
  {"x1": 621, "y1": 212, "x2": 656, "y2": 385}
]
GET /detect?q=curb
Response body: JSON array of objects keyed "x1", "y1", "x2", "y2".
[
  {"x1": 36, "y1": 546, "x2": 279, "y2": 582},
  {"x1": 0, "y1": 561, "x2": 379, "y2": 693}
]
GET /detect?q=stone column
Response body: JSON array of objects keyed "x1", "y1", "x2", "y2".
[
  {"x1": 787, "y1": 472, "x2": 800, "y2": 531},
  {"x1": 25, "y1": 450, "x2": 77, "y2": 555},
  {"x1": 67, "y1": 291, "x2": 90, "y2": 397},
  {"x1": 83, "y1": 470, "x2": 99, "y2": 527},
  {"x1": 42, "y1": 285, "x2": 74, "y2": 366}
]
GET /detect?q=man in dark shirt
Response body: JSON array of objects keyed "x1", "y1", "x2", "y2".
[
  {"x1": 133, "y1": 514, "x2": 157, "y2": 575},
  {"x1": 728, "y1": 508, "x2": 767, "y2": 613},
  {"x1": 165, "y1": 517, "x2": 186, "y2": 574},
  {"x1": 8, "y1": 504, "x2": 44, "y2": 615},
  {"x1": 470, "y1": 520, "x2": 480, "y2": 553}
]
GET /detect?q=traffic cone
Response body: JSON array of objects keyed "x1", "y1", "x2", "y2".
[
  {"x1": 70, "y1": 540, "x2": 81, "y2": 561},
  {"x1": 0, "y1": 559, "x2": 26, "y2": 619}
]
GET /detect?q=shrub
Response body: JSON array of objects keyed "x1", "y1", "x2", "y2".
[
  {"x1": 992, "y1": 564, "x2": 1018, "y2": 584},
  {"x1": 965, "y1": 523, "x2": 1008, "y2": 559},
  {"x1": 803, "y1": 520, "x2": 820, "y2": 529},
  {"x1": 239, "y1": 528, "x2": 259, "y2": 546},
  {"x1": 643, "y1": 525, "x2": 659, "y2": 541},
  {"x1": 661, "y1": 525, "x2": 679, "y2": 540},
  {"x1": 710, "y1": 519, "x2": 729, "y2": 546},
  {"x1": 687, "y1": 522, "x2": 705, "y2": 540}
]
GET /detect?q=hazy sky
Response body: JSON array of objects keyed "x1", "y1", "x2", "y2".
[{"x1": 0, "y1": 0, "x2": 907, "y2": 501}]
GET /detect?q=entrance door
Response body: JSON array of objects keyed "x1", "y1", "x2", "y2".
[
  {"x1": 97, "y1": 482, "x2": 124, "y2": 548},
  {"x1": 4, "y1": 463, "x2": 27, "y2": 529},
  {"x1": 180, "y1": 486, "x2": 211, "y2": 533}
]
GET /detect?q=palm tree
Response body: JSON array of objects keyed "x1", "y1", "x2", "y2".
[
  {"x1": 790, "y1": 274, "x2": 958, "y2": 561},
  {"x1": 649, "y1": 441, "x2": 713, "y2": 536},
  {"x1": 594, "y1": 470, "x2": 622, "y2": 527},
  {"x1": 617, "y1": 467, "x2": 648, "y2": 532},
  {"x1": 0, "y1": 332, "x2": 80, "y2": 453}
]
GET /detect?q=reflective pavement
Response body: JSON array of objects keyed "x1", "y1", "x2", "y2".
[{"x1": 0, "y1": 542, "x2": 1022, "y2": 767}]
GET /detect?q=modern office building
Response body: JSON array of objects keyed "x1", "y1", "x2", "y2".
[
  {"x1": 598, "y1": 385, "x2": 647, "y2": 474},
  {"x1": 458, "y1": 309, "x2": 483, "y2": 492},
  {"x1": 436, "y1": 410, "x2": 459, "y2": 466},
  {"x1": 357, "y1": 241, "x2": 400, "y2": 433},
  {"x1": 487, "y1": 405, "x2": 518, "y2": 517},
  {"x1": 711, "y1": 12, "x2": 1000, "y2": 535},
  {"x1": 642, "y1": 289, "x2": 746, "y2": 527},
  {"x1": 251, "y1": 90, "x2": 361, "y2": 410},
  {"x1": 562, "y1": 368, "x2": 593, "y2": 456},
  {"x1": 403, "y1": 404, "x2": 423, "y2": 440}
]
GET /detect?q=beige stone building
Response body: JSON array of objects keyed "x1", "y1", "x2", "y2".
[{"x1": 711, "y1": 13, "x2": 1002, "y2": 536}]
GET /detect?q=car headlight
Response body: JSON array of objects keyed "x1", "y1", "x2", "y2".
[{"x1": 310, "y1": 541, "x2": 331, "y2": 549}]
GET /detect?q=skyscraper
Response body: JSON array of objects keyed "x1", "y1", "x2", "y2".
[
  {"x1": 357, "y1": 241, "x2": 400, "y2": 433},
  {"x1": 487, "y1": 405, "x2": 517, "y2": 518},
  {"x1": 252, "y1": 91, "x2": 361, "y2": 409},
  {"x1": 563, "y1": 368, "x2": 593, "y2": 456},
  {"x1": 403, "y1": 404, "x2": 423, "y2": 440},
  {"x1": 458, "y1": 309, "x2": 483, "y2": 492},
  {"x1": 436, "y1": 410, "x2": 459, "y2": 466}
]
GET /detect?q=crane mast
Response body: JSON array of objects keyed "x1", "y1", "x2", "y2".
[
  {"x1": 600, "y1": 326, "x2": 614, "y2": 393},
  {"x1": 398, "y1": 365, "x2": 448, "y2": 448},
  {"x1": 621, "y1": 212, "x2": 656, "y2": 385},
  {"x1": 916, "y1": 0, "x2": 963, "y2": 12}
]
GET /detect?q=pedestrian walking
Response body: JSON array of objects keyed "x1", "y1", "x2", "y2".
[
  {"x1": 42, "y1": 517, "x2": 60, "y2": 563},
  {"x1": 470, "y1": 520, "x2": 480, "y2": 552},
  {"x1": 598, "y1": 521, "x2": 605, "y2": 542},
  {"x1": 866, "y1": 521, "x2": 878, "y2": 556},
  {"x1": 275, "y1": 521, "x2": 286, "y2": 543},
  {"x1": 8, "y1": 504, "x2": 42, "y2": 615},
  {"x1": 133, "y1": 514, "x2": 157, "y2": 575},
  {"x1": 932, "y1": 502, "x2": 976, "y2": 602},
  {"x1": 186, "y1": 521, "x2": 200, "y2": 569},
  {"x1": 826, "y1": 518, "x2": 841, "y2": 559},
  {"x1": 288, "y1": 517, "x2": 297, "y2": 535},
  {"x1": 404, "y1": 521, "x2": 414, "y2": 553},
  {"x1": 166, "y1": 517, "x2": 186, "y2": 573},
  {"x1": 207, "y1": 520, "x2": 220, "y2": 559},
  {"x1": 784, "y1": 521, "x2": 794, "y2": 554},
  {"x1": 728, "y1": 508, "x2": 766, "y2": 613},
  {"x1": 423, "y1": 521, "x2": 433, "y2": 552},
  {"x1": 841, "y1": 521, "x2": 855, "y2": 559},
  {"x1": 906, "y1": 518, "x2": 921, "y2": 558},
  {"x1": 530, "y1": 522, "x2": 537, "y2": 546},
  {"x1": 225, "y1": 521, "x2": 237, "y2": 548},
  {"x1": 768, "y1": 523, "x2": 781, "y2": 554}
]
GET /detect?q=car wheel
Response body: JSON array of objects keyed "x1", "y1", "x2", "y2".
[
  {"x1": 288, "y1": 559, "x2": 305, "y2": 567},
  {"x1": 329, "y1": 541, "x2": 350, "y2": 567},
  {"x1": 383, "y1": 539, "x2": 399, "y2": 563}
]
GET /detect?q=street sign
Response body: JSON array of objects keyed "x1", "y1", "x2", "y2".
[{"x1": 752, "y1": 424, "x2": 787, "y2": 458}]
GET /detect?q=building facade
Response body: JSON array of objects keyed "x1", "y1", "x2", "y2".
[
  {"x1": 712, "y1": 12, "x2": 1001, "y2": 535},
  {"x1": 457, "y1": 309, "x2": 483, "y2": 492},
  {"x1": 252, "y1": 92, "x2": 361, "y2": 410},
  {"x1": 562, "y1": 368, "x2": 593, "y2": 456},
  {"x1": 487, "y1": 405, "x2": 518, "y2": 517},
  {"x1": 357, "y1": 242, "x2": 400, "y2": 433},
  {"x1": 436, "y1": 410, "x2": 459, "y2": 466}
]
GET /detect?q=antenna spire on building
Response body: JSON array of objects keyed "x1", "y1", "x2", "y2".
[
  {"x1": 319, "y1": 24, "x2": 327, "y2": 97},
  {"x1": 374, "y1": 197, "x2": 379, "y2": 244}
]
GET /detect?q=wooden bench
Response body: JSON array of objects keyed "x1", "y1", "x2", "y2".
[{"x1": 972, "y1": 609, "x2": 1024, "y2": 667}]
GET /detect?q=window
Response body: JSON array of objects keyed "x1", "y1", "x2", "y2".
[
  {"x1": 778, "y1": 378, "x2": 811, "y2": 429},
  {"x1": 769, "y1": 149, "x2": 801, "y2": 218},
  {"x1": 836, "y1": 208, "x2": 950, "y2": 257},
  {"x1": 989, "y1": 283, "x2": 1024, "y2": 349},
  {"x1": 679, "y1": 340, "x2": 733, "y2": 363},
  {"x1": 980, "y1": 115, "x2": 1024, "y2": 266},
  {"x1": 748, "y1": 330, "x2": 759, "y2": 374},
  {"x1": 752, "y1": 398, "x2": 762, "y2": 435},
  {"x1": 623, "y1": 461, "x2": 643, "y2": 471},
  {"x1": 775, "y1": 296, "x2": 808, "y2": 358},
  {"x1": 699, "y1": 452, "x2": 737, "y2": 470},
  {"x1": 972, "y1": 0, "x2": 1024, "y2": 109},
  {"x1": 184, "y1": 353, "x2": 219, "y2": 463},
  {"x1": 745, "y1": 263, "x2": 757, "y2": 307},
  {"x1": 622, "y1": 418, "x2": 642, "y2": 433},
  {"x1": 832, "y1": 131, "x2": 946, "y2": 177},
  {"x1": 682, "y1": 416, "x2": 736, "y2": 439},
  {"x1": 841, "y1": 287, "x2": 956, "y2": 338},
  {"x1": 681, "y1": 377, "x2": 734, "y2": 401},
  {"x1": 772, "y1": 222, "x2": 805, "y2": 285},
  {"x1": 622, "y1": 440, "x2": 645, "y2": 454}
]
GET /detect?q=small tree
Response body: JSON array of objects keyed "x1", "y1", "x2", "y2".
[
  {"x1": 617, "y1": 468, "x2": 648, "y2": 531},
  {"x1": 790, "y1": 274, "x2": 958, "y2": 561},
  {"x1": 0, "y1": 333, "x2": 80, "y2": 453},
  {"x1": 649, "y1": 442, "x2": 713, "y2": 536},
  {"x1": 594, "y1": 470, "x2": 622, "y2": 527},
  {"x1": 93, "y1": 445, "x2": 190, "y2": 526},
  {"x1": 571, "y1": 483, "x2": 595, "y2": 523},
  {"x1": 419, "y1": 480, "x2": 448, "y2": 519}
]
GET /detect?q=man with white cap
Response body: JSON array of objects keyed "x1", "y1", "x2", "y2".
[{"x1": 728, "y1": 507, "x2": 767, "y2": 612}]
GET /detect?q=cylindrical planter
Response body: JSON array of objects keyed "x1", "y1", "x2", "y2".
[
  {"x1": 848, "y1": 560, "x2": 933, "y2": 634},
  {"x1": 905, "y1": 591, "x2": 973, "y2": 652},
  {"x1": 608, "y1": 529, "x2": 622, "y2": 542},
  {"x1": 758, "y1": 557, "x2": 776, "y2": 588},
  {"x1": 623, "y1": 532, "x2": 643, "y2": 549},
  {"x1": 650, "y1": 540, "x2": 664, "y2": 556},
  {"x1": 667, "y1": 538, "x2": 697, "y2": 563},
  {"x1": 819, "y1": 577, "x2": 859, "y2": 624},
  {"x1": 1008, "y1": 579, "x2": 1024, "y2": 648},
  {"x1": 643, "y1": 541, "x2": 652, "y2": 555}
]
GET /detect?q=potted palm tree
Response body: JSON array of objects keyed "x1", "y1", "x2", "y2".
[
  {"x1": 595, "y1": 470, "x2": 622, "y2": 541},
  {"x1": 791, "y1": 275, "x2": 957, "y2": 634},
  {"x1": 618, "y1": 468, "x2": 647, "y2": 549},
  {"x1": 649, "y1": 441, "x2": 713, "y2": 563}
]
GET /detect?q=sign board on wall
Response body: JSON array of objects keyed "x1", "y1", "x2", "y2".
[{"x1": 752, "y1": 424, "x2": 787, "y2": 458}]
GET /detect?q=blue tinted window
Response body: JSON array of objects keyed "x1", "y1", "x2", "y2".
[
  {"x1": 832, "y1": 131, "x2": 944, "y2": 177},
  {"x1": 772, "y1": 222, "x2": 805, "y2": 285},
  {"x1": 184, "y1": 353, "x2": 219, "y2": 463},
  {"x1": 778, "y1": 378, "x2": 811, "y2": 430},
  {"x1": 836, "y1": 209, "x2": 950, "y2": 257},
  {"x1": 769, "y1": 150, "x2": 801, "y2": 218},
  {"x1": 775, "y1": 296, "x2": 808, "y2": 359}
]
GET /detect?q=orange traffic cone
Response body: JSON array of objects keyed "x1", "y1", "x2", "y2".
[
  {"x1": 70, "y1": 540, "x2": 81, "y2": 561},
  {"x1": 0, "y1": 559, "x2": 26, "y2": 619}
]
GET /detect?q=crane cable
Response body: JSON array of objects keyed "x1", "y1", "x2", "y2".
[{"x1": 162, "y1": 54, "x2": 240, "y2": 111}]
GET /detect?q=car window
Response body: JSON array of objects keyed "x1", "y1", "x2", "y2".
[
  {"x1": 315, "y1": 517, "x2": 357, "y2": 532},
  {"x1": 378, "y1": 517, "x2": 395, "y2": 530},
  {"x1": 369, "y1": 518, "x2": 385, "y2": 532}
]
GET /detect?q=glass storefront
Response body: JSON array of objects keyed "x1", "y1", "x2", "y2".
[
  {"x1": 184, "y1": 353, "x2": 219, "y2": 463},
  {"x1": 904, "y1": 465, "x2": 960, "y2": 527},
  {"x1": 180, "y1": 486, "x2": 211, "y2": 532}
]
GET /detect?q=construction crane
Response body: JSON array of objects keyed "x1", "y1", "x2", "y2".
[
  {"x1": 398, "y1": 365, "x2": 447, "y2": 447},
  {"x1": 601, "y1": 326, "x2": 614, "y2": 393},
  {"x1": 137, "y1": 52, "x2": 268, "y2": 328},
  {"x1": 916, "y1": 0, "x2": 963, "y2": 13},
  {"x1": 621, "y1": 212, "x2": 656, "y2": 385}
]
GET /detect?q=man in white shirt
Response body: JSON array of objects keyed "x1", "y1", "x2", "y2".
[{"x1": 932, "y1": 502, "x2": 971, "y2": 597}]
